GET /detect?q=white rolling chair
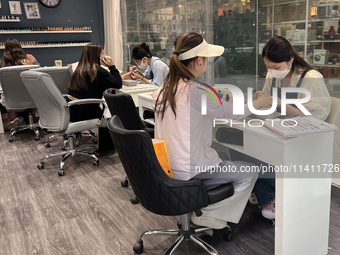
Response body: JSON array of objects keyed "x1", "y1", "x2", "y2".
[
  {"x1": 0, "y1": 65, "x2": 40, "y2": 142},
  {"x1": 21, "y1": 70, "x2": 104, "y2": 176},
  {"x1": 33, "y1": 66, "x2": 97, "y2": 148}
]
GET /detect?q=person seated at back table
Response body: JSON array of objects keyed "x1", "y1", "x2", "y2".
[
  {"x1": 0, "y1": 38, "x2": 40, "y2": 130},
  {"x1": 67, "y1": 42, "x2": 122, "y2": 153}
]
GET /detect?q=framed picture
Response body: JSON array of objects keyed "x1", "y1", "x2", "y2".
[
  {"x1": 23, "y1": 2, "x2": 41, "y2": 19},
  {"x1": 9, "y1": 1, "x2": 22, "y2": 14}
]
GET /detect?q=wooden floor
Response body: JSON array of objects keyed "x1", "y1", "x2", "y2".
[{"x1": 0, "y1": 128, "x2": 339, "y2": 255}]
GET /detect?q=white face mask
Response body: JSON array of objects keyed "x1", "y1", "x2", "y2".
[
  {"x1": 268, "y1": 62, "x2": 291, "y2": 80},
  {"x1": 137, "y1": 57, "x2": 148, "y2": 69}
]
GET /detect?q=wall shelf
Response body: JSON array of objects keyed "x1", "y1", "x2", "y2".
[
  {"x1": 0, "y1": 43, "x2": 89, "y2": 49},
  {"x1": 261, "y1": 0, "x2": 306, "y2": 7},
  {"x1": 0, "y1": 19, "x2": 20, "y2": 22},
  {"x1": 313, "y1": 64, "x2": 340, "y2": 68},
  {"x1": 0, "y1": 30, "x2": 92, "y2": 34},
  {"x1": 311, "y1": 40, "x2": 340, "y2": 43},
  {"x1": 262, "y1": 17, "x2": 340, "y2": 26}
]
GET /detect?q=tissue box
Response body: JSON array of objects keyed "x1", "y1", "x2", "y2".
[
  {"x1": 122, "y1": 80, "x2": 137, "y2": 86},
  {"x1": 313, "y1": 49, "x2": 329, "y2": 65}
]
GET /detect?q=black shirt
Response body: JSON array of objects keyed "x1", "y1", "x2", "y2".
[
  {"x1": 68, "y1": 65, "x2": 122, "y2": 99},
  {"x1": 67, "y1": 65, "x2": 122, "y2": 122}
]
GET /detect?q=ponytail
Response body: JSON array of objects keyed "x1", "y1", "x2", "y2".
[{"x1": 131, "y1": 42, "x2": 152, "y2": 60}]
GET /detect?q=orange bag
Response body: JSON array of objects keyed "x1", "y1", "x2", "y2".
[{"x1": 152, "y1": 139, "x2": 173, "y2": 178}]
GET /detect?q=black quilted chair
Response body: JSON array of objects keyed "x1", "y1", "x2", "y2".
[
  {"x1": 104, "y1": 89, "x2": 154, "y2": 204},
  {"x1": 108, "y1": 116, "x2": 234, "y2": 255},
  {"x1": 103, "y1": 89, "x2": 154, "y2": 138}
]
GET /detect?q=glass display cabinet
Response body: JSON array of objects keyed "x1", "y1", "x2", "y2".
[
  {"x1": 258, "y1": 0, "x2": 340, "y2": 97},
  {"x1": 120, "y1": 0, "x2": 339, "y2": 96}
]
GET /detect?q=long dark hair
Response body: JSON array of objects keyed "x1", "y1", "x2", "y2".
[
  {"x1": 68, "y1": 43, "x2": 102, "y2": 91},
  {"x1": 155, "y1": 32, "x2": 204, "y2": 120},
  {"x1": 262, "y1": 36, "x2": 312, "y2": 71},
  {"x1": 0, "y1": 38, "x2": 31, "y2": 67},
  {"x1": 131, "y1": 42, "x2": 152, "y2": 60}
]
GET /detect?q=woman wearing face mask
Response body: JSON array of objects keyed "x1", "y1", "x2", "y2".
[
  {"x1": 247, "y1": 36, "x2": 331, "y2": 221},
  {"x1": 255, "y1": 36, "x2": 331, "y2": 120},
  {"x1": 130, "y1": 42, "x2": 169, "y2": 86}
]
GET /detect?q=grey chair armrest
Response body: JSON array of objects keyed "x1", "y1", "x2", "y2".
[{"x1": 67, "y1": 98, "x2": 105, "y2": 107}]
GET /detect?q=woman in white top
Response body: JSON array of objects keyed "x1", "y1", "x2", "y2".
[
  {"x1": 250, "y1": 36, "x2": 331, "y2": 220},
  {"x1": 255, "y1": 36, "x2": 331, "y2": 120},
  {"x1": 152, "y1": 32, "x2": 272, "y2": 228},
  {"x1": 130, "y1": 42, "x2": 169, "y2": 86}
]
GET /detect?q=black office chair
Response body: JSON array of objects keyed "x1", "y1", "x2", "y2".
[
  {"x1": 108, "y1": 116, "x2": 234, "y2": 255},
  {"x1": 104, "y1": 89, "x2": 154, "y2": 204},
  {"x1": 103, "y1": 89, "x2": 154, "y2": 137}
]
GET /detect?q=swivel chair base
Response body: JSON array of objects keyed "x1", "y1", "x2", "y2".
[
  {"x1": 37, "y1": 134, "x2": 99, "y2": 176},
  {"x1": 45, "y1": 130, "x2": 98, "y2": 149},
  {"x1": 8, "y1": 111, "x2": 39, "y2": 142},
  {"x1": 133, "y1": 213, "x2": 233, "y2": 255}
]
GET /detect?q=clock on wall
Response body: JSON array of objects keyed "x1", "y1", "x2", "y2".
[{"x1": 39, "y1": 0, "x2": 61, "y2": 8}]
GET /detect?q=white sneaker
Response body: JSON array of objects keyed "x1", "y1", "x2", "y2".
[
  {"x1": 190, "y1": 212, "x2": 227, "y2": 230},
  {"x1": 261, "y1": 200, "x2": 275, "y2": 220},
  {"x1": 249, "y1": 192, "x2": 258, "y2": 204},
  {"x1": 6, "y1": 116, "x2": 24, "y2": 130}
]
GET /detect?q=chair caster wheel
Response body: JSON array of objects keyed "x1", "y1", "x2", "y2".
[
  {"x1": 130, "y1": 196, "x2": 139, "y2": 204},
  {"x1": 223, "y1": 228, "x2": 233, "y2": 242},
  {"x1": 92, "y1": 139, "x2": 98, "y2": 144},
  {"x1": 8, "y1": 138, "x2": 13, "y2": 142},
  {"x1": 121, "y1": 180, "x2": 128, "y2": 187},
  {"x1": 268, "y1": 219, "x2": 275, "y2": 226},
  {"x1": 35, "y1": 137, "x2": 40, "y2": 141},
  {"x1": 37, "y1": 163, "x2": 44, "y2": 170},
  {"x1": 58, "y1": 170, "x2": 65, "y2": 176},
  {"x1": 133, "y1": 240, "x2": 143, "y2": 254},
  {"x1": 93, "y1": 160, "x2": 99, "y2": 166},
  {"x1": 45, "y1": 142, "x2": 50, "y2": 148}
]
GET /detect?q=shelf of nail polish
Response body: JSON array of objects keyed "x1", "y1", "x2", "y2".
[
  {"x1": 0, "y1": 41, "x2": 91, "y2": 49},
  {"x1": 0, "y1": 15, "x2": 20, "y2": 22},
  {"x1": 0, "y1": 26, "x2": 92, "y2": 33}
]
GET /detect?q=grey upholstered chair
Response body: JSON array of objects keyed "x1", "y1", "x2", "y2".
[
  {"x1": 0, "y1": 65, "x2": 40, "y2": 142},
  {"x1": 21, "y1": 70, "x2": 103, "y2": 176},
  {"x1": 34, "y1": 66, "x2": 73, "y2": 94},
  {"x1": 33, "y1": 66, "x2": 97, "y2": 147}
]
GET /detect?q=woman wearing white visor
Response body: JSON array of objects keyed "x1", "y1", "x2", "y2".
[{"x1": 152, "y1": 32, "x2": 272, "y2": 229}]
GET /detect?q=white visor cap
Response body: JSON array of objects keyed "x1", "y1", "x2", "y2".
[{"x1": 177, "y1": 39, "x2": 224, "y2": 61}]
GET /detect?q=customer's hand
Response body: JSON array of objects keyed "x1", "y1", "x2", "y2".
[
  {"x1": 26, "y1": 54, "x2": 37, "y2": 64},
  {"x1": 131, "y1": 71, "x2": 143, "y2": 80},
  {"x1": 253, "y1": 95, "x2": 273, "y2": 109},
  {"x1": 254, "y1": 91, "x2": 266, "y2": 100},
  {"x1": 121, "y1": 71, "x2": 133, "y2": 80}
]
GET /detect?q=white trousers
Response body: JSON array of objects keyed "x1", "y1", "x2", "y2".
[{"x1": 192, "y1": 160, "x2": 258, "y2": 224}]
